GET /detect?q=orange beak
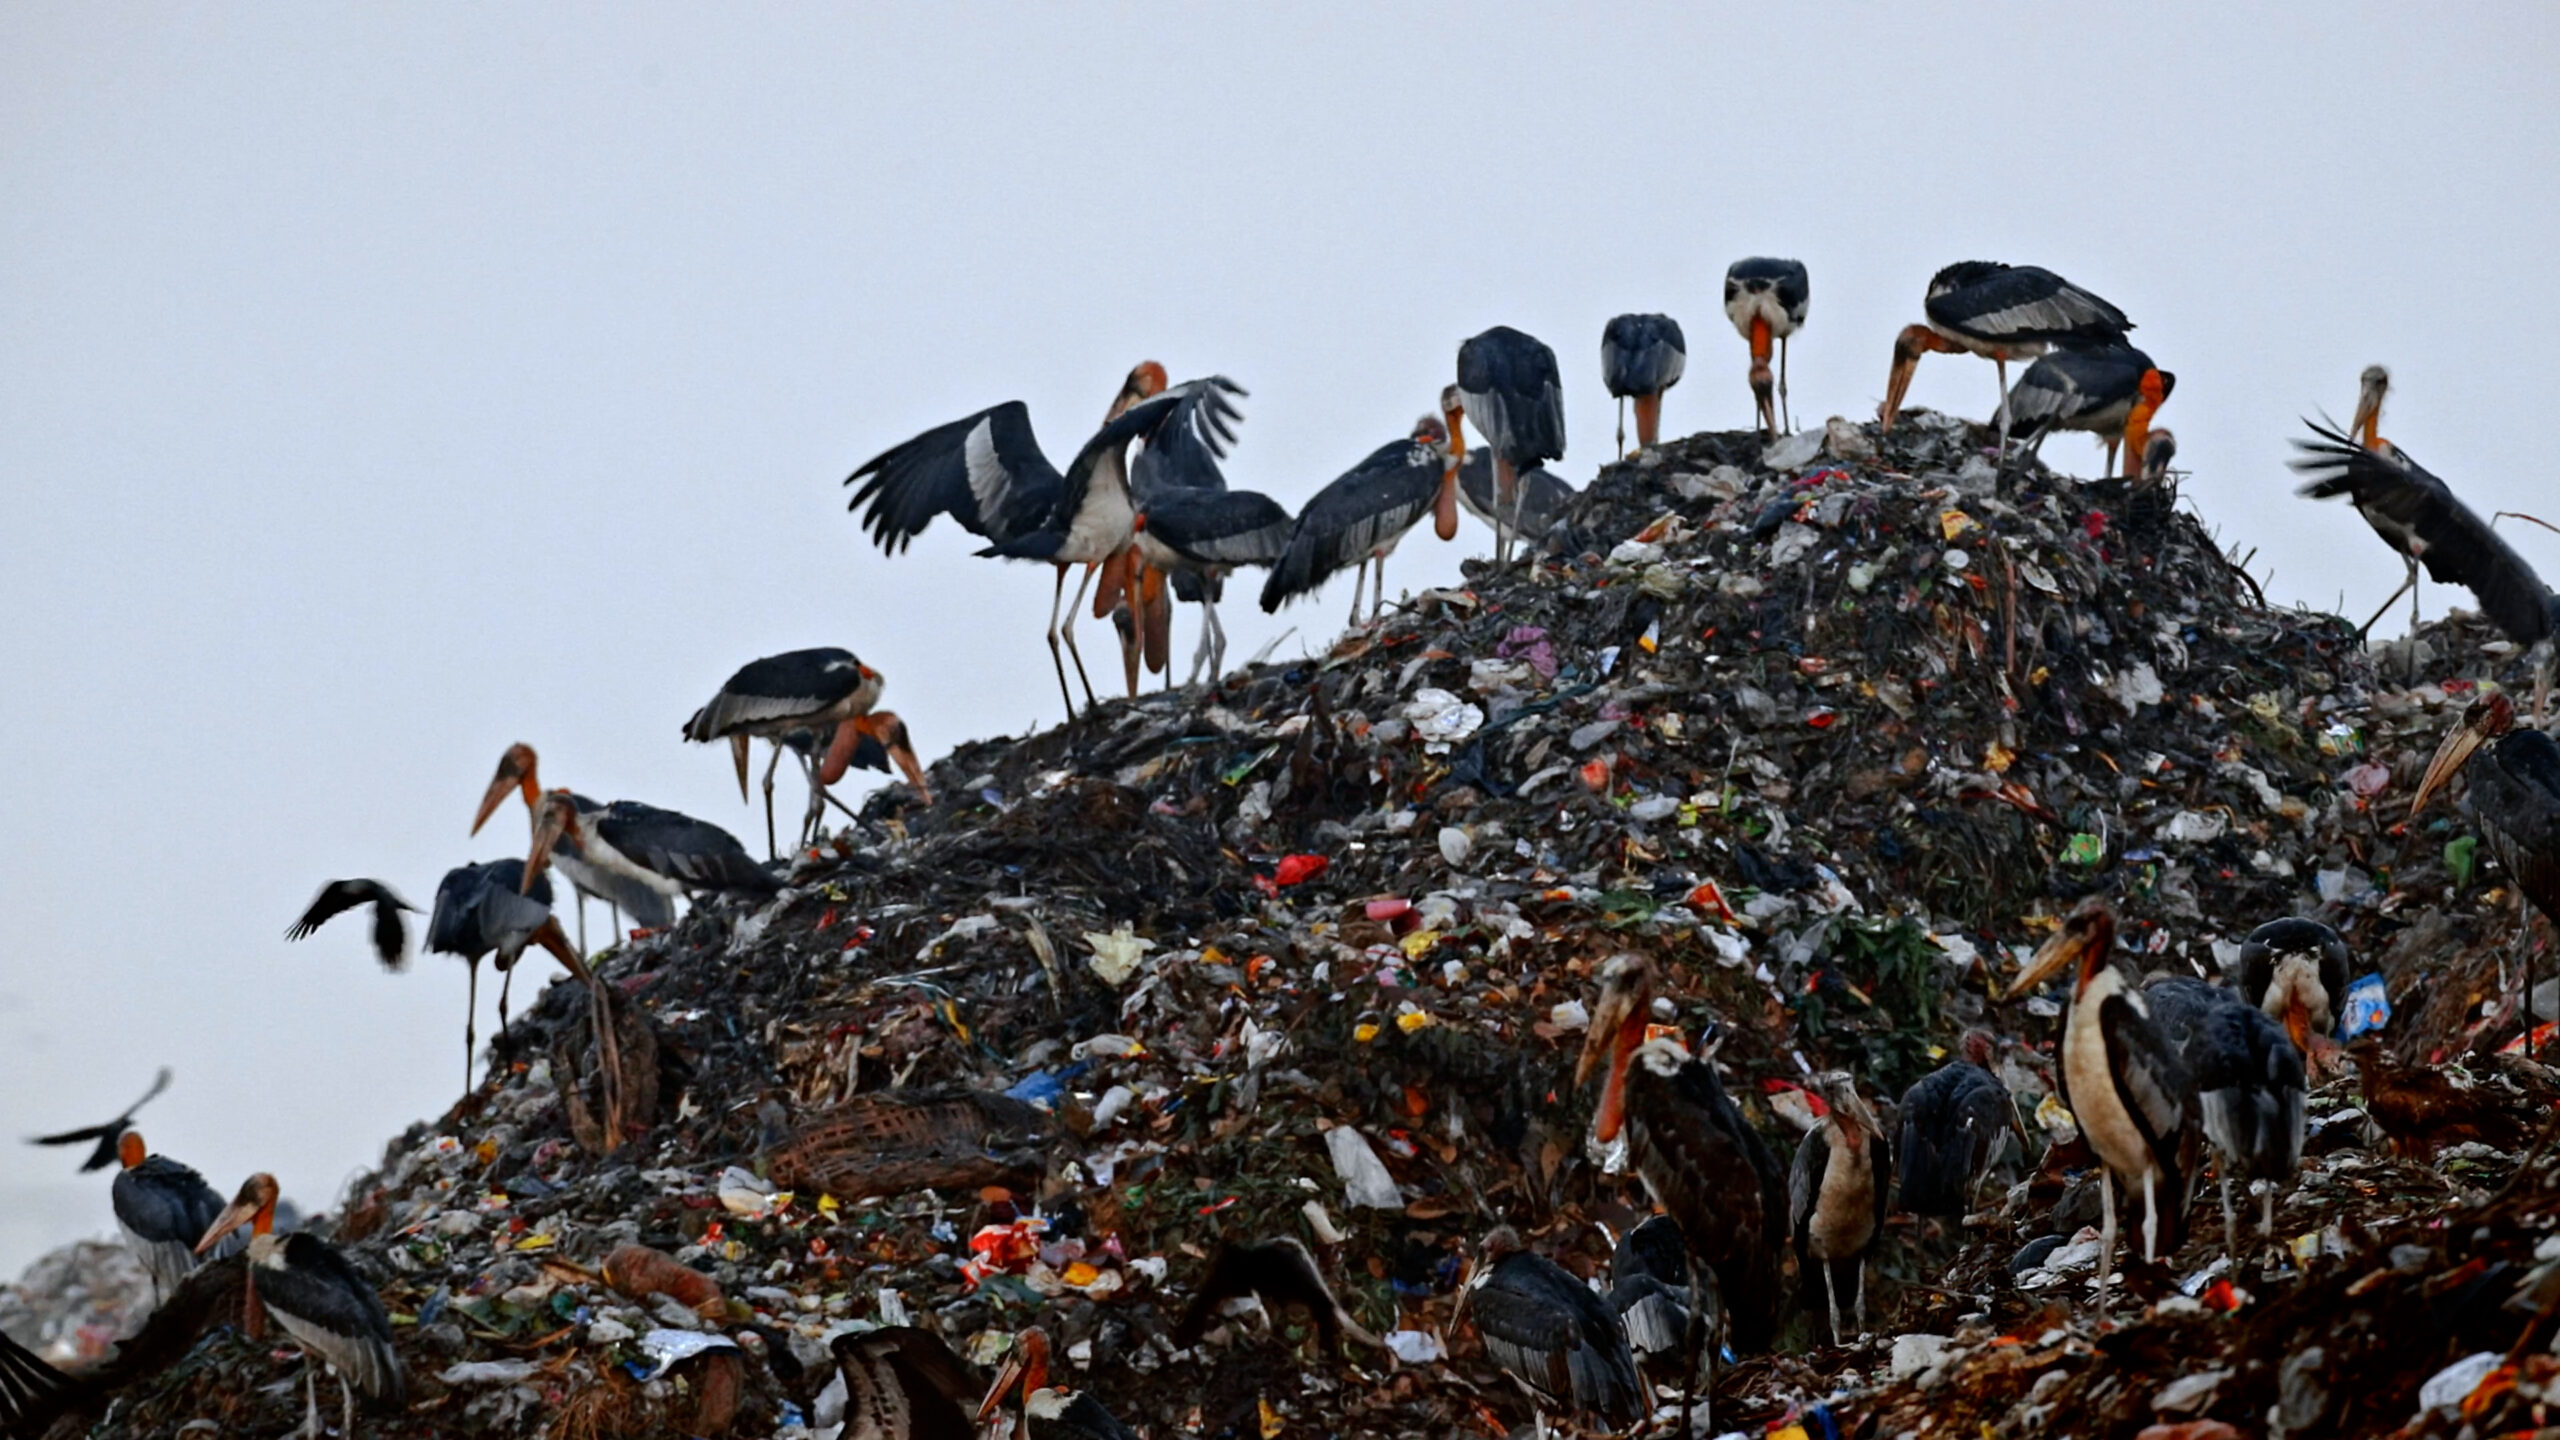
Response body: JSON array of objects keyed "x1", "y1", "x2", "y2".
[
  {"x1": 729, "y1": 733, "x2": 752, "y2": 802},
  {"x1": 2411, "y1": 717, "x2": 2488, "y2": 820},
  {"x1": 472, "y1": 744, "x2": 539, "y2": 835},
  {"x1": 2283, "y1": 992, "x2": 2313, "y2": 1056},
  {"x1": 525, "y1": 794, "x2": 572, "y2": 890},
  {"x1": 1879, "y1": 325, "x2": 1939, "y2": 432},
  {"x1": 2353, "y1": 370, "x2": 2387, "y2": 450},
  {"x1": 975, "y1": 1330, "x2": 1050, "y2": 1424}
]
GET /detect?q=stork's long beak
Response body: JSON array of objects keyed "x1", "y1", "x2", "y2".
[
  {"x1": 975, "y1": 1351, "x2": 1025, "y2": 1425},
  {"x1": 2008, "y1": 924, "x2": 2090, "y2": 1000},
  {"x1": 196, "y1": 1194, "x2": 259, "y2": 1255},
  {"x1": 472, "y1": 748, "x2": 538, "y2": 835},
  {"x1": 1880, "y1": 325, "x2": 1931, "y2": 431},
  {"x1": 2353, "y1": 375, "x2": 2385, "y2": 449},
  {"x1": 2411, "y1": 719, "x2": 2488, "y2": 820},
  {"x1": 729, "y1": 733, "x2": 752, "y2": 802},
  {"x1": 525, "y1": 800, "x2": 569, "y2": 889},
  {"x1": 1575, "y1": 985, "x2": 1637, "y2": 1089},
  {"x1": 886, "y1": 734, "x2": 933, "y2": 804}
]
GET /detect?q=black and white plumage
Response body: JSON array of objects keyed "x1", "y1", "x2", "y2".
[
  {"x1": 0, "y1": 1255, "x2": 251, "y2": 1438},
  {"x1": 472, "y1": 744, "x2": 675, "y2": 943},
  {"x1": 829, "y1": 1326, "x2": 981, "y2": 1440},
  {"x1": 975, "y1": 1328, "x2": 1136, "y2": 1440},
  {"x1": 1787, "y1": 1072, "x2": 1890, "y2": 1345},
  {"x1": 1259, "y1": 409, "x2": 1460, "y2": 625},
  {"x1": 1601, "y1": 312, "x2": 1686, "y2": 454},
  {"x1": 196, "y1": 1173, "x2": 403, "y2": 1437},
  {"x1": 1130, "y1": 486, "x2": 1292, "y2": 686},
  {"x1": 1609, "y1": 1214, "x2": 1714, "y2": 1411},
  {"x1": 1465, "y1": 1229, "x2": 1643, "y2": 1433},
  {"x1": 1456, "y1": 327, "x2": 1566, "y2": 566},
  {"x1": 284, "y1": 880, "x2": 417, "y2": 971},
  {"x1": 527, "y1": 790, "x2": 777, "y2": 924},
  {"x1": 425, "y1": 858, "x2": 578, "y2": 1089},
  {"x1": 1577, "y1": 956, "x2": 1789, "y2": 1355},
  {"x1": 109, "y1": 1132, "x2": 242, "y2": 1304},
  {"x1": 682, "y1": 646, "x2": 895, "y2": 855},
  {"x1": 1172, "y1": 1236, "x2": 1379, "y2": 1355},
  {"x1": 2005, "y1": 344, "x2": 2175, "y2": 475},
  {"x1": 1724, "y1": 258, "x2": 1809, "y2": 436},
  {"x1": 1882, "y1": 261, "x2": 2132, "y2": 437},
  {"x1": 0, "y1": 1323, "x2": 80, "y2": 1438},
  {"x1": 1895, "y1": 1031, "x2": 2019, "y2": 1219},
  {"x1": 1457, "y1": 448, "x2": 1578, "y2": 553},
  {"x1": 2415, "y1": 692, "x2": 2560, "y2": 1047},
  {"x1": 29, "y1": 1067, "x2": 172, "y2": 1173},
  {"x1": 2236, "y1": 917, "x2": 2351, "y2": 1060},
  {"x1": 2010, "y1": 899, "x2": 2193, "y2": 1316},
  {"x1": 2142, "y1": 976, "x2": 2307, "y2": 1245}
]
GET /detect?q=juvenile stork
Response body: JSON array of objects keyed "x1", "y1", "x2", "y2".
[
  {"x1": 284, "y1": 880, "x2": 417, "y2": 970},
  {"x1": 1259, "y1": 399, "x2": 1465, "y2": 625},
  {"x1": 974, "y1": 1328, "x2": 1137, "y2": 1440},
  {"x1": 1457, "y1": 447, "x2": 1578, "y2": 555},
  {"x1": 1880, "y1": 261, "x2": 2133, "y2": 440},
  {"x1": 195, "y1": 1172, "x2": 403, "y2": 1440},
  {"x1": 1788, "y1": 1070, "x2": 1889, "y2": 1345},
  {"x1": 2008, "y1": 898, "x2": 2192, "y2": 1316},
  {"x1": 1896, "y1": 1029, "x2": 2023, "y2": 1220},
  {"x1": 2004, "y1": 344, "x2": 2175, "y2": 477},
  {"x1": 1455, "y1": 327, "x2": 1566, "y2": 566},
  {"x1": 2237, "y1": 917, "x2": 2351, "y2": 1073},
  {"x1": 681, "y1": 647, "x2": 922, "y2": 857},
  {"x1": 829, "y1": 1326, "x2": 982, "y2": 1440},
  {"x1": 1600, "y1": 312, "x2": 1686, "y2": 454},
  {"x1": 1577, "y1": 955, "x2": 1788, "y2": 1356},
  {"x1": 2141, "y1": 976, "x2": 2307, "y2": 1250},
  {"x1": 2412, "y1": 691, "x2": 2560, "y2": 1051},
  {"x1": 1724, "y1": 258, "x2": 1809, "y2": 435},
  {"x1": 2293, "y1": 422, "x2": 2560, "y2": 717},
  {"x1": 1129, "y1": 486, "x2": 1292, "y2": 686},
  {"x1": 471, "y1": 744, "x2": 675, "y2": 944},
  {"x1": 1460, "y1": 1226, "x2": 1643, "y2": 1438},
  {"x1": 108, "y1": 1130, "x2": 241, "y2": 1304}
]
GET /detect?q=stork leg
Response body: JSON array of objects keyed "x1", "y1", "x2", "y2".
[
  {"x1": 338, "y1": 1371, "x2": 355, "y2": 1440},
  {"x1": 295, "y1": 1359, "x2": 320, "y2": 1440},
  {"x1": 463, "y1": 959, "x2": 480, "y2": 1094},
  {"x1": 2219, "y1": 1168, "x2": 2237, "y2": 1263},
  {"x1": 1616, "y1": 395, "x2": 1627, "y2": 459},
  {"x1": 2140, "y1": 1167, "x2": 2161, "y2": 1263},
  {"x1": 1372, "y1": 553, "x2": 1389, "y2": 623},
  {"x1": 1822, "y1": 1262, "x2": 1842, "y2": 1347},
  {"x1": 759, "y1": 739, "x2": 785, "y2": 861},
  {"x1": 1347, "y1": 556, "x2": 1366, "y2": 629},
  {"x1": 1060, "y1": 563, "x2": 1100, "y2": 709},
  {"x1": 1993, "y1": 356, "x2": 2013, "y2": 452},
  {"x1": 2354, "y1": 570, "x2": 2415, "y2": 638},
  {"x1": 2260, "y1": 1179, "x2": 2276, "y2": 1239},
  {"x1": 1044, "y1": 565, "x2": 1078, "y2": 718},
  {"x1": 1497, "y1": 458, "x2": 1521, "y2": 570},
  {"x1": 2104, "y1": 437, "x2": 2121, "y2": 478},
  {"x1": 574, "y1": 894, "x2": 588, "y2": 955},
  {"x1": 1779, "y1": 335, "x2": 1793, "y2": 432},
  {"x1": 2096, "y1": 1169, "x2": 2118, "y2": 1320},
  {"x1": 611, "y1": 902, "x2": 624, "y2": 942},
  {"x1": 1855, "y1": 1259, "x2": 1868, "y2": 1336}
]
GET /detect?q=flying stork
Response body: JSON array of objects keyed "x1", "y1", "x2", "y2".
[
  {"x1": 2236, "y1": 917, "x2": 2350, "y2": 1074},
  {"x1": 1896, "y1": 1029, "x2": 2023, "y2": 1221},
  {"x1": 974, "y1": 1327, "x2": 1137, "y2": 1440},
  {"x1": 2140, "y1": 975, "x2": 2307, "y2": 1250},
  {"x1": 1880, "y1": 262, "x2": 2133, "y2": 442},
  {"x1": 2007, "y1": 898, "x2": 2193, "y2": 1316},
  {"x1": 284, "y1": 880, "x2": 416, "y2": 970},
  {"x1": 2412, "y1": 691, "x2": 2560, "y2": 1053},
  {"x1": 1456, "y1": 326, "x2": 1566, "y2": 567},
  {"x1": 1788, "y1": 1070, "x2": 1889, "y2": 1345},
  {"x1": 2292, "y1": 420, "x2": 2560, "y2": 717},
  {"x1": 1724, "y1": 258, "x2": 1809, "y2": 435},
  {"x1": 1259, "y1": 398, "x2": 1466, "y2": 626},
  {"x1": 2004, "y1": 344, "x2": 2175, "y2": 477},
  {"x1": 1460, "y1": 1226, "x2": 1643, "y2": 1438},
  {"x1": 471, "y1": 744, "x2": 674, "y2": 944},
  {"x1": 681, "y1": 647, "x2": 925, "y2": 858},
  {"x1": 1600, "y1": 312, "x2": 1686, "y2": 454},
  {"x1": 195, "y1": 1172, "x2": 404, "y2": 1440}
]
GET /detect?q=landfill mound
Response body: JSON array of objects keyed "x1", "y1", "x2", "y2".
[{"x1": 11, "y1": 412, "x2": 2559, "y2": 1439}]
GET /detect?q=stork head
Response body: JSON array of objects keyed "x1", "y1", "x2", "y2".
[
  {"x1": 1577, "y1": 953, "x2": 1662, "y2": 1142},
  {"x1": 2413, "y1": 691, "x2": 2517, "y2": 820},
  {"x1": 974, "y1": 1326, "x2": 1055, "y2": 1428},
  {"x1": 473, "y1": 742, "x2": 541, "y2": 835},
  {"x1": 1111, "y1": 361, "x2": 1170, "y2": 418},
  {"x1": 1958, "y1": 1028, "x2": 1997, "y2": 1070},
  {"x1": 2354, "y1": 365, "x2": 2390, "y2": 449},
  {"x1": 2010, "y1": 897, "x2": 2118, "y2": 998},
  {"x1": 1811, "y1": 1070, "x2": 1882, "y2": 1139},
  {"x1": 1879, "y1": 324, "x2": 1951, "y2": 431},
  {"x1": 523, "y1": 789, "x2": 582, "y2": 890},
  {"x1": 2121, "y1": 368, "x2": 2169, "y2": 478},
  {"x1": 117, "y1": 1130, "x2": 147, "y2": 1170},
  {"x1": 197, "y1": 1171, "x2": 280, "y2": 1253}
]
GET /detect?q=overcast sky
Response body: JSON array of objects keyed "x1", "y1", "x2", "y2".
[{"x1": 4, "y1": 6, "x2": 2555, "y2": 1276}]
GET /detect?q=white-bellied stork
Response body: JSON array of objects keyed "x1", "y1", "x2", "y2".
[
  {"x1": 284, "y1": 879, "x2": 416, "y2": 970},
  {"x1": 974, "y1": 1328, "x2": 1136, "y2": 1440},
  {"x1": 1172, "y1": 1235, "x2": 1380, "y2": 1356},
  {"x1": 830, "y1": 1325, "x2": 983, "y2": 1440},
  {"x1": 1259, "y1": 398, "x2": 1465, "y2": 626},
  {"x1": 2236, "y1": 917, "x2": 2350, "y2": 1073},
  {"x1": 523, "y1": 790, "x2": 777, "y2": 935},
  {"x1": 2007, "y1": 898, "x2": 2192, "y2": 1316},
  {"x1": 426, "y1": 858, "x2": 624, "y2": 1137},
  {"x1": 1456, "y1": 327, "x2": 1566, "y2": 567},
  {"x1": 2413, "y1": 691, "x2": 2560, "y2": 1053},
  {"x1": 1601, "y1": 312, "x2": 1686, "y2": 454},
  {"x1": 195, "y1": 1172, "x2": 404, "y2": 1439},
  {"x1": 2004, "y1": 344, "x2": 2175, "y2": 477},
  {"x1": 471, "y1": 744, "x2": 674, "y2": 945},
  {"x1": 1460, "y1": 1226, "x2": 1643, "y2": 1438},
  {"x1": 1129, "y1": 487, "x2": 1292, "y2": 687},
  {"x1": 1725, "y1": 258, "x2": 1809, "y2": 436},
  {"x1": 104, "y1": 1130, "x2": 242, "y2": 1305},
  {"x1": 1788, "y1": 1070, "x2": 1889, "y2": 1345},
  {"x1": 1895, "y1": 1029, "x2": 2022, "y2": 1220},
  {"x1": 681, "y1": 647, "x2": 916, "y2": 858},
  {"x1": 29, "y1": 1067, "x2": 172, "y2": 1173},
  {"x1": 2141, "y1": 975, "x2": 2306, "y2": 1251},
  {"x1": 1457, "y1": 446, "x2": 1578, "y2": 555},
  {"x1": 1576, "y1": 955, "x2": 1788, "y2": 1356},
  {"x1": 1881, "y1": 262, "x2": 2133, "y2": 441}
]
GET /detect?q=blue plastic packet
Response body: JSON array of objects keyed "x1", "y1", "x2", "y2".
[{"x1": 2339, "y1": 972, "x2": 2390, "y2": 1039}]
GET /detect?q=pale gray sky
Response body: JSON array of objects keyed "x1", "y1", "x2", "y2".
[{"x1": 4, "y1": 6, "x2": 2555, "y2": 1274}]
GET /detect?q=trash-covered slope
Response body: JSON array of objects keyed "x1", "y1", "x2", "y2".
[{"x1": 14, "y1": 411, "x2": 2559, "y2": 1439}]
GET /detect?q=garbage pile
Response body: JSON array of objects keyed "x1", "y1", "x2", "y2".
[{"x1": 10, "y1": 411, "x2": 2557, "y2": 1438}]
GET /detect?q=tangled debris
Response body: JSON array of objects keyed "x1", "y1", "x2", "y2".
[{"x1": 8, "y1": 411, "x2": 2558, "y2": 1439}]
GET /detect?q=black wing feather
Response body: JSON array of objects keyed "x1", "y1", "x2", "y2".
[
  {"x1": 1456, "y1": 326, "x2": 1567, "y2": 465},
  {"x1": 1601, "y1": 313, "x2": 1687, "y2": 398},
  {"x1": 1926, "y1": 261, "x2": 2131, "y2": 344},
  {"x1": 1258, "y1": 437, "x2": 1444, "y2": 612},
  {"x1": 845, "y1": 402, "x2": 1063, "y2": 552},
  {"x1": 594, "y1": 803, "x2": 779, "y2": 895}
]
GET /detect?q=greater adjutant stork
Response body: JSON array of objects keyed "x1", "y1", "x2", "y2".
[
  {"x1": 1576, "y1": 955, "x2": 1788, "y2": 1356},
  {"x1": 1788, "y1": 1070, "x2": 1889, "y2": 1345},
  {"x1": 2412, "y1": 691, "x2": 2560, "y2": 1050},
  {"x1": 830, "y1": 1326, "x2": 983, "y2": 1440},
  {"x1": 2237, "y1": 917, "x2": 2350, "y2": 1072},
  {"x1": 1457, "y1": 447, "x2": 1577, "y2": 555},
  {"x1": 1259, "y1": 399, "x2": 1465, "y2": 625},
  {"x1": 522, "y1": 789, "x2": 777, "y2": 933},
  {"x1": 2140, "y1": 975, "x2": 2306, "y2": 1250},
  {"x1": 681, "y1": 647, "x2": 924, "y2": 858},
  {"x1": 2004, "y1": 344, "x2": 2175, "y2": 477},
  {"x1": 195, "y1": 1172, "x2": 403, "y2": 1440},
  {"x1": 1601, "y1": 312, "x2": 1686, "y2": 454},
  {"x1": 107, "y1": 1130, "x2": 242, "y2": 1304},
  {"x1": 1129, "y1": 486, "x2": 1292, "y2": 687},
  {"x1": 1608, "y1": 1214, "x2": 1712, "y2": 1416},
  {"x1": 2335, "y1": 365, "x2": 2424, "y2": 633},
  {"x1": 471, "y1": 744, "x2": 674, "y2": 944},
  {"x1": 2292, "y1": 421, "x2": 2560, "y2": 717},
  {"x1": 1461, "y1": 1226, "x2": 1643, "y2": 1438},
  {"x1": 2008, "y1": 898, "x2": 2192, "y2": 1316},
  {"x1": 284, "y1": 880, "x2": 416, "y2": 970},
  {"x1": 426, "y1": 858, "x2": 621, "y2": 1124},
  {"x1": 1880, "y1": 262, "x2": 2133, "y2": 441},
  {"x1": 1896, "y1": 1030, "x2": 2022, "y2": 1221},
  {"x1": 1724, "y1": 258, "x2": 1809, "y2": 436},
  {"x1": 1455, "y1": 327, "x2": 1566, "y2": 567},
  {"x1": 974, "y1": 1328, "x2": 1136, "y2": 1440}
]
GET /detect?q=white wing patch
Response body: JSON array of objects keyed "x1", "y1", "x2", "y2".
[{"x1": 963, "y1": 417, "x2": 1010, "y2": 520}]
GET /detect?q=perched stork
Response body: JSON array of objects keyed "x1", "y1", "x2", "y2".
[
  {"x1": 1456, "y1": 327, "x2": 1566, "y2": 566},
  {"x1": 829, "y1": 1326, "x2": 982, "y2": 1440},
  {"x1": 1457, "y1": 447, "x2": 1578, "y2": 555},
  {"x1": 107, "y1": 1130, "x2": 242, "y2": 1304},
  {"x1": 29, "y1": 1067, "x2": 172, "y2": 1173},
  {"x1": 974, "y1": 1328, "x2": 1137, "y2": 1440},
  {"x1": 2237, "y1": 917, "x2": 2350, "y2": 1073},
  {"x1": 283, "y1": 880, "x2": 416, "y2": 970},
  {"x1": 471, "y1": 744, "x2": 674, "y2": 944},
  {"x1": 1461, "y1": 1226, "x2": 1643, "y2": 1437},
  {"x1": 2008, "y1": 899, "x2": 2192, "y2": 1316},
  {"x1": 779, "y1": 711, "x2": 933, "y2": 818},
  {"x1": 1128, "y1": 487, "x2": 1292, "y2": 686},
  {"x1": 1896, "y1": 1029, "x2": 2022, "y2": 1220},
  {"x1": 1788, "y1": 1070, "x2": 1889, "y2": 1345},
  {"x1": 1724, "y1": 258, "x2": 1809, "y2": 435},
  {"x1": 2004, "y1": 345, "x2": 2175, "y2": 477},
  {"x1": 2146, "y1": 976, "x2": 2307, "y2": 1248},
  {"x1": 2413, "y1": 691, "x2": 2560, "y2": 1051},
  {"x1": 2293, "y1": 422, "x2": 2560, "y2": 714},
  {"x1": 195, "y1": 1172, "x2": 403, "y2": 1440},
  {"x1": 1608, "y1": 1214, "x2": 1713, "y2": 1420},
  {"x1": 523, "y1": 789, "x2": 777, "y2": 933},
  {"x1": 1173, "y1": 1235, "x2": 1379, "y2": 1355},
  {"x1": 1880, "y1": 262, "x2": 2132, "y2": 440},
  {"x1": 1576, "y1": 955, "x2": 1788, "y2": 1355},
  {"x1": 1601, "y1": 312, "x2": 1686, "y2": 454},
  {"x1": 426, "y1": 858, "x2": 621, "y2": 1123},
  {"x1": 1259, "y1": 400, "x2": 1465, "y2": 625},
  {"x1": 1127, "y1": 367, "x2": 1252, "y2": 688},
  {"x1": 681, "y1": 647, "x2": 918, "y2": 858}
]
